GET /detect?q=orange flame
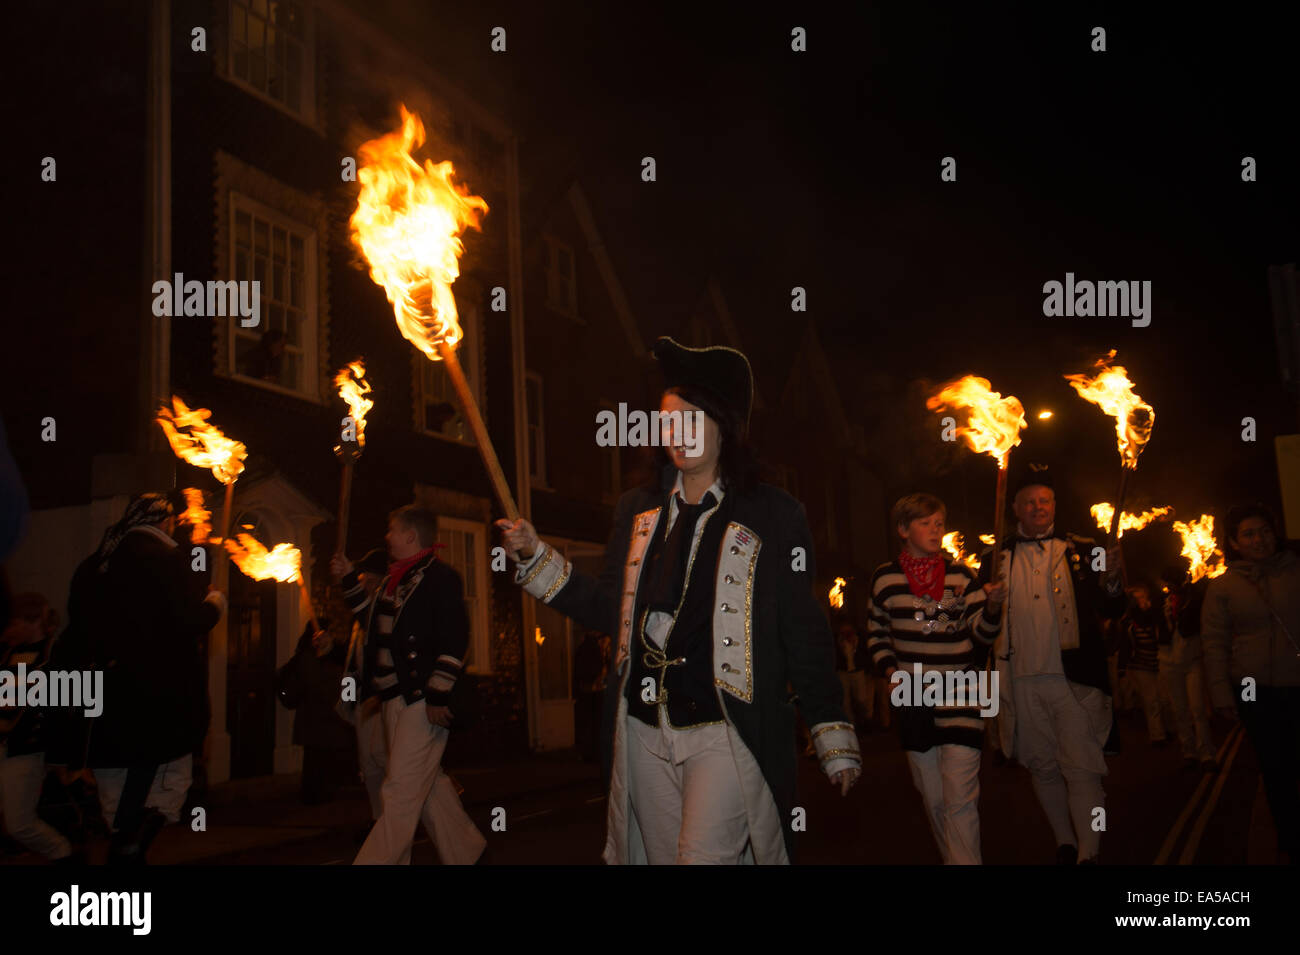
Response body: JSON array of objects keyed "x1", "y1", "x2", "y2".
[
  {"x1": 1090, "y1": 502, "x2": 1173, "y2": 539},
  {"x1": 156, "y1": 396, "x2": 247, "y2": 485},
  {"x1": 829, "y1": 577, "x2": 846, "y2": 609},
  {"x1": 1064, "y1": 352, "x2": 1154, "y2": 468},
  {"x1": 349, "y1": 106, "x2": 488, "y2": 360},
  {"x1": 978, "y1": 533, "x2": 996, "y2": 546},
  {"x1": 926, "y1": 376, "x2": 1027, "y2": 467},
  {"x1": 1172, "y1": 515, "x2": 1227, "y2": 583},
  {"x1": 941, "y1": 531, "x2": 982, "y2": 570},
  {"x1": 180, "y1": 488, "x2": 211, "y2": 544},
  {"x1": 223, "y1": 533, "x2": 302, "y2": 583},
  {"x1": 334, "y1": 360, "x2": 374, "y2": 449}
]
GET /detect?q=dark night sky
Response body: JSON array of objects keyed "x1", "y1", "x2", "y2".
[{"x1": 363, "y1": 0, "x2": 1298, "y2": 533}]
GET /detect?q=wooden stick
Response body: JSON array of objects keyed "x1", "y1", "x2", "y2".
[
  {"x1": 296, "y1": 577, "x2": 323, "y2": 634},
  {"x1": 335, "y1": 460, "x2": 354, "y2": 556},
  {"x1": 1107, "y1": 468, "x2": 1130, "y2": 546},
  {"x1": 991, "y1": 461, "x2": 1009, "y2": 580},
  {"x1": 435, "y1": 339, "x2": 521, "y2": 521},
  {"x1": 218, "y1": 481, "x2": 234, "y2": 543}
]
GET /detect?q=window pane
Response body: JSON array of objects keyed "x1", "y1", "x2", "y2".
[
  {"x1": 273, "y1": 262, "x2": 284, "y2": 300},
  {"x1": 289, "y1": 268, "x2": 302, "y2": 308},
  {"x1": 254, "y1": 219, "x2": 268, "y2": 256},
  {"x1": 285, "y1": 310, "x2": 300, "y2": 346},
  {"x1": 254, "y1": 254, "x2": 267, "y2": 288},
  {"x1": 252, "y1": 0, "x2": 268, "y2": 19},
  {"x1": 290, "y1": 234, "x2": 304, "y2": 269},
  {"x1": 269, "y1": 303, "x2": 284, "y2": 333},
  {"x1": 250, "y1": 52, "x2": 266, "y2": 91},
  {"x1": 248, "y1": 16, "x2": 265, "y2": 54},
  {"x1": 235, "y1": 210, "x2": 251, "y2": 248},
  {"x1": 283, "y1": 351, "x2": 298, "y2": 389},
  {"x1": 234, "y1": 249, "x2": 248, "y2": 281}
]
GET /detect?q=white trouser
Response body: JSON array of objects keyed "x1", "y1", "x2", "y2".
[
  {"x1": 905, "y1": 744, "x2": 982, "y2": 864},
  {"x1": 627, "y1": 717, "x2": 753, "y2": 864},
  {"x1": 1013, "y1": 674, "x2": 1108, "y2": 861},
  {"x1": 354, "y1": 696, "x2": 485, "y2": 865},
  {"x1": 1128, "y1": 669, "x2": 1166, "y2": 743},
  {"x1": 0, "y1": 747, "x2": 71, "y2": 859},
  {"x1": 1158, "y1": 658, "x2": 1215, "y2": 760},
  {"x1": 355, "y1": 697, "x2": 387, "y2": 820},
  {"x1": 95, "y1": 754, "x2": 193, "y2": 828}
]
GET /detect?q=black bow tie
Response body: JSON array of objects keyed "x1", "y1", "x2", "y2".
[{"x1": 644, "y1": 491, "x2": 717, "y2": 613}]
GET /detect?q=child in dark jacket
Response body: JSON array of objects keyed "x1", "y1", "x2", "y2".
[{"x1": 1119, "y1": 583, "x2": 1170, "y2": 745}]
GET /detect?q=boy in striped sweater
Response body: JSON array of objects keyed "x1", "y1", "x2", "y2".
[{"x1": 867, "y1": 493, "x2": 1006, "y2": 864}]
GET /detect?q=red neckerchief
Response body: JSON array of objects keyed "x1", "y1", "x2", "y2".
[
  {"x1": 384, "y1": 547, "x2": 436, "y2": 596},
  {"x1": 898, "y1": 550, "x2": 945, "y2": 602}
]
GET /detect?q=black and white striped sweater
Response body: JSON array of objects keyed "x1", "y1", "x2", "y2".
[{"x1": 866, "y1": 558, "x2": 1001, "y2": 749}]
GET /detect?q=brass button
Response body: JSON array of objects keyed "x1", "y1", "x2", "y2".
[
  {"x1": 725, "y1": 574, "x2": 737, "y2": 584},
  {"x1": 730, "y1": 545, "x2": 743, "y2": 555},
  {"x1": 722, "y1": 637, "x2": 734, "y2": 646},
  {"x1": 1034, "y1": 569, "x2": 1041, "y2": 575},
  {"x1": 721, "y1": 663, "x2": 736, "y2": 673}
]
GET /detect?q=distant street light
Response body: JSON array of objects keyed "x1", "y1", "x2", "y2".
[{"x1": 1037, "y1": 410, "x2": 1054, "y2": 420}]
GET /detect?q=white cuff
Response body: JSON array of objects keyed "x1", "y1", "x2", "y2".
[
  {"x1": 513, "y1": 542, "x2": 572, "y2": 603},
  {"x1": 810, "y1": 720, "x2": 860, "y2": 776}
]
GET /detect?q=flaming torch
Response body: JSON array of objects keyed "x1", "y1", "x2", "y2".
[
  {"x1": 349, "y1": 107, "x2": 519, "y2": 519},
  {"x1": 1090, "y1": 502, "x2": 1173, "y2": 539},
  {"x1": 1173, "y1": 515, "x2": 1228, "y2": 583},
  {"x1": 224, "y1": 533, "x2": 322, "y2": 632},
  {"x1": 333, "y1": 360, "x2": 373, "y2": 556},
  {"x1": 941, "y1": 531, "x2": 983, "y2": 571},
  {"x1": 156, "y1": 396, "x2": 248, "y2": 543},
  {"x1": 927, "y1": 376, "x2": 1028, "y2": 579},
  {"x1": 1065, "y1": 352, "x2": 1155, "y2": 546},
  {"x1": 180, "y1": 488, "x2": 212, "y2": 545},
  {"x1": 829, "y1": 577, "x2": 846, "y2": 610}
]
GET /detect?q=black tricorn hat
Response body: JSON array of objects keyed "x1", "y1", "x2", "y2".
[
  {"x1": 651, "y1": 336, "x2": 754, "y2": 431},
  {"x1": 1012, "y1": 461, "x2": 1055, "y2": 496}
]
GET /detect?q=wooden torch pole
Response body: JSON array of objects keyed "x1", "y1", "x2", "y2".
[
  {"x1": 219, "y1": 480, "x2": 235, "y2": 543},
  {"x1": 335, "y1": 459, "x2": 354, "y2": 556},
  {"x1": 990, "y1": 461, "x2": 1009, "y2": 580},
  {"x1": 436, "y1": 339, "x2": 521, "y2": 521}
]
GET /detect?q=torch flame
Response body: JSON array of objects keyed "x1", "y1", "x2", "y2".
[
  {"x1": 1172, "y1": 515, "x2": 1227, "y2": 583},
  {"x1": 1064, "y1": 352, "x2": 1154, "y2": 468},
  {"x1": 941, "y1": 531, "x2": 982, "y2": 570},
  {"x1": 349, "y1": 106, "x2": 488, "y2": 360},
  {"x1": 979, "y1": 533, "x2": 996, "y2": 546},
  {"x1": 829, "y1": 577, "x2": 846, "y2": 609},
  {"x1": 1090, "y1": 502, "x2": 1173, "y2": 539},
  {"x1": 156, "y1": 396, "x2": 247, "y2": 485},
  {"x1": 334, "y1": 360, "x2": 374, "y2": 449},
  {"x1": 926, "y1": 376, "x2": 1027, "y2": 466},
  {"x1": 180, "y1": 488, "x2": 211, "y2": 544},
  {"x1": 223, "y1": 533, "x2": 302, "y2": 583}
]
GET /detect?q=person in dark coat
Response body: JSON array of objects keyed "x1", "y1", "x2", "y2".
[
  {"x1": 276, "y1": 618, "x2": 356, "y2": 804},
  {"x1": 497, "y1": 336, "x2": 860, "y2": 864},
  {"x1": 83, "y1": 493, "x2": 226, "y2": 863}
]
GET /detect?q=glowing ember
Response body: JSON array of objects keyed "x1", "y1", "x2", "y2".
[
  {"x1": 180, "y1": 488, "x2": 211, "y2": 544},
  {"x1": 979, "y1": 534, "x2": 996, "y2": 546},
  {"x1": 334, "y1": 359, "x2": 374, "y2": 449},
  {"x1": 223, "y1": 533, "x2": 302, "y2": 583},
  {"x1": 926, "y1": 376, "x2": 1027, "y2": 467},
  {"x1": 1173, "y1": 515, "x2": 1227, "y2": 583},
  {"x1": 349, "y1": 105, "x2": 488, "y2": 360},
  {"x1": 156, "y1": 396, "x2": 247, "y2": 485},
  {"x1": 1090, "y1": 502, "x2": 1173, "y2": 539},
  {"x1": 829, "y1": 577, "x2": 846, "y2": 609},
  {"x1": 1064, "y1": 352, "x2": 1154, "y2": 469}
]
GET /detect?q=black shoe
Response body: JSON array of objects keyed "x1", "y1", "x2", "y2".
[{"x1": 1056, "y1": 844, "x2": 1078, "y2": 865}]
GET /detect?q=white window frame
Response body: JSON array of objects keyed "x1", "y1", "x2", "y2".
[
  {"x1": 225, "y1": 0, "x2": 317, "y2": 126},
  {"x1": 544, "y1": 235, "x2": 579, "y2": 319},
  {"x1": 227, "y1": 191, "x2": 320, "y2": 401},
  {"x1": 415, "y1": 302, "x2": 484, "y2": 446},
  {"x1": 436, "y1": 516, "x2": 491, "y2": 674},
  {"x1": 527, "y1": 371, "x2": 547, "y2": 488}
]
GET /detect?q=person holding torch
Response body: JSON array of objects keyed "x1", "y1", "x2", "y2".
[
  {"x1": 497, "y1": 337, "x2": 860, "y2": 865},
  {"x1": 978, "y1": 463, "x2": 1125, "y2": 864}
]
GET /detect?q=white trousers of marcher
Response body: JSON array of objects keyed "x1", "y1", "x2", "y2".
[
  {"x1": 905, "y1": 744, "x2": 982, "y2": 864},
  {"x1": 354, "y1": 696, "x2": 485, "y2": 865},
  {"x1": 95, "y1": 754, "x2": 193, "y2": 828},
  {"x1": 1128, "y1": 669, "x2": 1166, "y2": 743},
  {"x1": 1013, "y1": 674, "x2": 1108, "y2": 861},
  {"x1": 0, "y1": 747, "x2": 71, "y2": 859},
  {"x1": 1158, "y1": 657, "x2": 1215, "y2": 761},
  {"x1": 627, "y1": 717, "x2": 754, "y2": 864},
  {"x1": 355, "y1": 697, "x2": 387, "y2": 821}
]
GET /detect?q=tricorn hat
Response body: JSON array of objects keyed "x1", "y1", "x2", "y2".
[
  {"x1": 651, "y1": 336, "x2": 754, "y2": 431},
  {"x1": 1012, "y1": 461, "x2": 1055, "y2": 496}
]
